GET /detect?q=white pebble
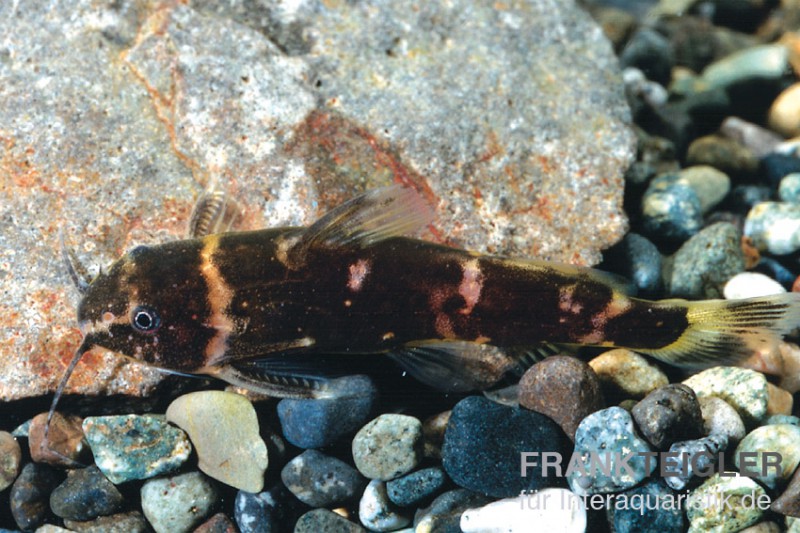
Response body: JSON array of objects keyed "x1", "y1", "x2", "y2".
[
  {"x1": 460, "y1": 489, "x2": 586, "y2": 533},
  {"x1": 723, "y1": 272, "x2": 786, "y2": 300},
  {"x1": 358, "y1": 480, "x2": 410, "y2": 532}
]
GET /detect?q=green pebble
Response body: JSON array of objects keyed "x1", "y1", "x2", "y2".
[
  {"x1": 735, "y1": 424, "x2": 800, "y2": 489},
  {"x1": 687, "y1": 474, "x2": 766, "y2": 532},
  {"x1": 683, "y1": 367, "x2": 767, "y2": 427}
]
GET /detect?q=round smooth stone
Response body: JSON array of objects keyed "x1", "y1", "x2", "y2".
[
  {"x1": 683, "y1": 367, "x2": 768, "y2": 427},
  {"x1": 687, "y1": 474, "x2": 766, "y2": 531},
  {"x1": 735, "y1": 424, "x2": 800, "y2": 489},
  {"x1": 724, "y1": 272, "x2": 786, "y2": 300},
  {"x1": 234, "y1": 483, "x2": 305, "y2": 533},
  {"x1": 352, "y1": 414, "x2": 423, "y2": 481},
  {"x1": 745, "y1": 202, "x2": 800, "y2": 255},
  {"x1": 609, "y1": 479, "x2": 684, "y2": 532},
  {"x1": 10, "y1": 463, "x2": 62, "y2": 531},
  {"x1": 358, "y1": 480, "x2": 411, "y2": 532},
  {"x1": 678, "y1": 166, "x2": 731, "y2": 213},
  {"x1": 166, "y1": 391, "x2": 268, "y2": 492},
  {"x1": 780, "y1": 173, "x2": 800, "y2": 203},
  {"x1": 631, "y1": 383, "x2": 704, "y2": 450},
  {"x1": 701, "y1": 44, "x2": 789, "y2": 91},
  {"x1": 64, "y1": 511, "x2": 149, "y2": 533},
  {"x1": 588, "y1": 349, "x2": 668, "y2": 400},
  {"x1": 386, "y1": 467, "x2": 448, "y2": 508},
  {"x1": 414, "y1": 489, "x2": 491, "y2": 533},
  {"x1": 281, "y1": 449, "x2": 366, "y2": 507},
  {"x1": 49, "y1": 466, "x2": 124, "y2": 521},
  {"x1": 0, "y1": 431, "x2": 21, "y2": 491},
  {"x1": 641, "y1": 177, "x2": 702, "y2": 242},
  {"x1": 769, "y1": 83, "x2": 800, "y2": 137},
  {"x1": 140, "y1": 472, "x2": 218, "y2": 533},
  {"x1": 28, "y1": 412, "x2": 88, "y2": 467},
  {"x1": 698, "y1": 397, "x2": 746, "y2": 445},
  {"x1": 662, "y1": 434, "x2": 728, "y2": 491},
  {"x1": 82, "y1": 414, "x2": 191, "y2": 483},
  {"x1": 460, "y1": 490, "x2": 586, "y2": 533},
  {"x1": 295, "y1": 508, "x2": 366, "y2": 533}
]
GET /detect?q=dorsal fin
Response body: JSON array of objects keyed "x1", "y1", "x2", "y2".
[{"x1": 285, "y1": 185, "x2": 434, "y2": 267}]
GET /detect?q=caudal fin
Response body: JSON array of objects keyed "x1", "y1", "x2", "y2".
[{"x1": 642, "y1": 293, "x2": 800, "y2": 368}]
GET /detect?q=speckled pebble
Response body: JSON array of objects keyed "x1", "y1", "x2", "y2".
[
  {"x1": 745, "y1": 202, "x2": 800, "y2": 255},
  {"x1": 772, "y1": 461, "x2": 800, "y2": 518},
  {"x1": 735, "y1": 424, "x2": 800, "y2": 489},
  {"x1": 683, "y1": 366, "x2": 768, "y2": 426},
  {"x1": 609, "y1": 479, "x2": 685, "y2": 532},
  {"x1": 518, "y1": 355, "x2": 605, "y2": 440},
  {"x1": 82, "y1": 414, "x2": 191, "y2": 484},
  {"x1": 631, "y1": 383, "x2": 704, "y2": 449},
  {"x1": 740, "y1": 523, "x2": 782, "y2": 533},
  {"x1": 234, "y1": 484, "x2": 305, "y2": 533},
  {"x1": 49, "y1": 466, "x2": 124, "y2": 521},
  {"x1": 277, "y1": 375, "x2": 378, "y2": 449},
  {"x1": 64, "y1": 511, "x2": 149, "y2": 533},
  {"x1": 358, "y1": 480, "x2": 411, "y2": 532},
  {"x1": 28, "y1": 412, "x2": 88, "y2": 467},
  {"x1": 166, "y1": 391, "x2": 268, "y2": 492},
  {"x1": 294, "y1": 508, "x2": 366, "y2": 533},
  {"x1": 422, "y1": 411, "x2": 450, "y2": 460},
  {"x1": 442, "y1": 396, "x2": 569, "y2": 498},
  {"x1": 667, "y1": 222, "x2": 745, "y2": 299},
  {"x1": 194, "y1": 512, "x2": 238, "y2": 533},
  {"x1": 641, "y1": 175, "x2": 703, "y2": 241},
  {"x1": 699, "y1": 397, "x2": 747, "y2": 444},
  {"x1": 569, "y1": 407, "x2": 655, "y2": 495},
  {"x1": 687, "y1": 474, "x2": 766, "y2": 532},
  {"x1": 352, "y1": 414, "x2": 422, "y2": 481},
  {"x1": 141, "y1": 472, "x2": 218, "y2": 533},
  {"x1": 780, "y1": 173, "x2": 800, "y2": 203},
  {"x1": 724, "y1": 272, "x2": 786, "y2": 299},
  {"x1": 9, "y1": 463, "x2": 62, "y2": 531},
  {"x1": 767, "y1": 415, "x2": 800, "y2": 426},
  {"x1": 281, "y1": 449, "x2": 366, "y2": 507},
  {"x1": 663, "y1": 434, "x2": 729, "y2": 490},
  {"x1": 414, "y1": 489, "x2": 491, "y2": 533},
  {"x1": 461, "y1": 490, "x2": 586, "y2": 533},
  {"x1": 0, "y1": 431, "x2": 21, "y2": 492},
  {"x1": 678, "y1": 166, "x2": 731, "y2": 213},
  {"x1": 589, "y1": 349, "x2": 669, "y2": 399},
  {"x1": 386, "y1": 467, "x2": 448, "y2": 508},
  {"x1": 685, "y1": 134, "x2": 759, "y2": 181}
]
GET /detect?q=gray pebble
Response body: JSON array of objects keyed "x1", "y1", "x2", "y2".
[
  {"x1": 414, "y1": 489, "x2": 490, "y2": 533},
  {"x1": 631, "y1": 384, "x2": 704, "y2": 449},
  {"x1": 64, "y1": 511, "x2": 149, "y2": 533},
  {"x1": 766, "y1": 415, "x2": 800, "y2": 426},
  {"x1": 701, "y1": 44, "x2": 789, "y2": 91},
  {"x1": 49, "y1": 466, "x2": 124, "y2": 521},
  {"x1": 684, "y1": 366, "x2": 768, "y2": 427},
  {"x1": 358, "y1": 480, "x2": 411, "y2": 532},
  {"x1": 140, "y1": 471, "x2": 218, "y2": 533},
  {"x1": 281, "y1": 449, "x2": 366, "y2": 507},
  {"x1": 0, "y1": 431, "x2": 21, "y2": 491},
  {"x1": 699, "y1": 397, "x2": 747, "y2": 444},
  {"x1": 294, "y1": 508, "x2": 366, "y2": 533},
  {"x1": 780, "y1": 173, "x2": 800, "y2": 202},
  {"x1": 667, "y1": 222, "x2": 745, "y2": 298},
  {"x1": 386, "y1": 467, "x2": 448, "y2": 508},
  {"x1": 641, "y1": 176, "x2": 703, "y2": 241},
  {"x1": 663, "y1": 434, "x2": 728, "y2": 490},
  {"x1": 736, "y1": 424, "x2": 800, "y2": 489},
  {"x1": 685, "y1": 134, "x2": 759, "y2": 181},
  {"x1": 745, "y1": 202, "x2": 800, "y2": 255},
  {"x1": 679, "y1": 166, "x2": 731, "y2": 213},
  {"x1": 352, "y1": 414, "x2": 422, "y2": 481},
  {"x1": 234, "y1": 483, "x2": 305, "y2": 533},
  {"x1": 10, "y1": 463, "x2": 62, "y2": 531}
]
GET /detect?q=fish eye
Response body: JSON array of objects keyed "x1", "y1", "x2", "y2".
[{"x1": 131, "y1": 305, "x2": 161, "y2": 333}]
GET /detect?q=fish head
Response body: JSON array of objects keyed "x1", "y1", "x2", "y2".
[{"x1": 76, "y1": 240, "x2": 214, "y2": 372}]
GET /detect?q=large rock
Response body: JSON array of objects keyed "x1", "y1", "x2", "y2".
[{"x1": 0, "y1": 0, "x2": 633, "y2": 400}]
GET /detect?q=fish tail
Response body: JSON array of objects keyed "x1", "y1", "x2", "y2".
[{"x1": 642, "y1": 293, "x2": 800, "y2": 368}]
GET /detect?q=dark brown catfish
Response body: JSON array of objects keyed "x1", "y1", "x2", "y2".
[{"x1": 51, "y1": 186, "x2": 800, "y2": 417}]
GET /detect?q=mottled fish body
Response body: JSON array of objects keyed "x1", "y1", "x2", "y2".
[{"x1": 55, "y1": 187, "x2": 800, "y2": 407}]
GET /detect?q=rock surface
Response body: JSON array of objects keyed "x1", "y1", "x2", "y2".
[{"x1": 0, "y1": 0, "x2": 632, "y2": 401}]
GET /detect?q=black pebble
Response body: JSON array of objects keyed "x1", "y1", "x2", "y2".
[
  {"x1": 387, "y1": 466, "x2": 449, "y2": 508},
  {"x1": 10, "y1": 463, "x2": 63, "y2": 531},
  {"x1": 49, "y1": 466, "x2": 124, "y2": 521},
  {"x1": 631, "y1": 384, "x2": 704, "y2": 450},
  {"x1": 760, "y1": 153, "x2": 800, "y2": 188}
]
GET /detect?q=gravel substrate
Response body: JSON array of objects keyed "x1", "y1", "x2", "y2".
[{"x1": 6, "y1": 1, "x2": 800, "y2": 532}]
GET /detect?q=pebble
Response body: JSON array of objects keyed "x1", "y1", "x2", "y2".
[
  {"x1": 760, "y1": 154, "x2": 800, "y2": 188},
  {"x1": 63, "y1": 511, "x2": 149, "y2": 533},
  {"x1": 701, "y1": 43, "x2": 789, "y2": 91},
  {"x1": 780, "y1": 173, "x2": 800, "y2": 202},
  {"x1": 49, "y1": 466, "x2": 124, "y2": 521},
  {"x1": 442, "y1": 396, "x2": 569, "y2": 498},
  {"x1": 740, "y1": 523, "x2": 782, "y2": 533},
  {"x1": 745, "y1": 202, "x2": 800, "y2": 255},
  {"x1": 166, "y1": 391, "x2": 268, "y2": 492},
  {"x1": 729, "y1": 184, "x2": 773, "y2": 213},
  {"x1": 687, "y1": 474, "x2": 766, "y2": 531},
  {"x1": 719, "y1": 117, "x2": 783, "y2": 158},
  {"x1": 28, "y1": 412, "x2": 88, "y2": 467},
  {"x1": 767, "y1": 415, "x2": 800, "y2": 426},
  {"x1": 82, "y1": 414, "x2": 191, "y2": 484},
  {"x1": 609, "y1": 479, "x2": 685, "y2": 532},
  {"x1": 460, "y1": 490, "x2": 586, "y2": 533},
  {"x1": 294, "y1": 508, "x2": 366, "y2": 533},
  {"x1": 234, "y1": 483, "x2": 305, "y2": 533},
  {"x1": 518, "y1": 355, "x2": 605, "y2": 440},
  {"x1": 663, "y1": 434, "x2": 729, "y2": 490},
  {"x1": 414, "y1": 489, "x2": 491, "y2": 533},
  {"x1": 9, "y1": 463, "x2": 62, "y2": 531},
  {"x1": 767, "y1": 383, "x2": 793, "y2": 416},
  {"x1": 724, "y1": 272, "x2": 786, "y2": 300},
  {"x1": 588, "y1": 349, "x2": 669, "y2": 399},
  {"x1": 194, "y1": 512, "x2": 238, "y2": 533},
  {"x1": 358, "y1": 480, "x2": 411, "y2": 532},
  {"x1": 699, "y1": 397, "x2": 747, "y2": 444},
  {"x1": 683, "y1": 366, "x2": 768, "y2": 426},
  {"x1": 277, "y1": 375, "x2": 378, "y2": 449},
  {"x1": 770, "y1": 83, "x2": 800, "y2": 137},
  {"x1": 778, "y1": 342, "x2": 800, "y2": 394},
  {"x1": 772, "y1": 462, "x2": 800, "y2": 518},
  {"x1": 685, "y1": 134, "x2": 759, "y2": 181},
  {"x1": 421, "y1": 411, "x2": 450, "y2": 460},
  {"x1": 735, "y1": 424, "x2": 800, "y2": 489},
  {"x1": 386, "y1": 467, "x2": 448, "y2": 508},
  {"x1": 667, "y1": 222, "x2": 745, "y2": 298},
  {"x1": 677, "y1": 166, "x2": 732, "y2": 213},
  {"x1": 281, "y1": 449, "x2": 366, "y2": 507},
  {"x1": 140, "y1": 471, "x2": 218, "y2": 533},
  {"x1": 619, "y1": 28, "x2": 674, "y2": 85},
  {"x1": 602, "y1": 232, "x2": 663, "y2": 297},
  {"x1": 0, "y1": 431, "x2": 21, "y2": 491},
  {"x1": 631, "y1": 384, "x2": 704, "y2": 449},
  {"x1": 641, "y1": 174, "x2": 703, "y2": 241},
  {"x1": 569, "y1": 407, "x2": 655, "y2": 495},
  {"x1": 352, "y1": 414, "x2": 423, "y2": 481}
]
